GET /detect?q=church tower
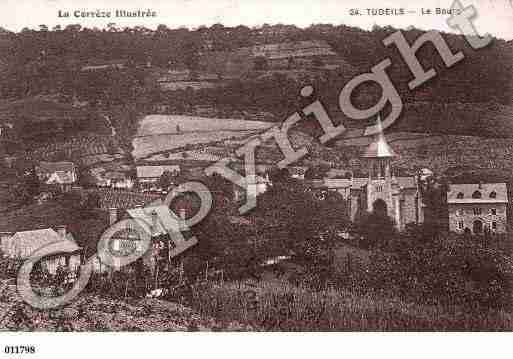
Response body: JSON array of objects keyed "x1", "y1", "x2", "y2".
[{"x1": 362, "y1": 115, "x2": 402, "y2": 227}]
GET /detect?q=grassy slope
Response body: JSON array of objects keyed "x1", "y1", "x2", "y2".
[{"x1": 191, "y1": 279, "x2": 513, "y2": 331}]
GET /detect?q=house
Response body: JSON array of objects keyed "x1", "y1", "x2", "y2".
[
  {"x1": 103, "y1": 172, "x2": 134, "y2": 189},
  {"x1": 103, "y1": 205, "x2": 197, "y2": 272},
  {"x1": 36, "y1": 161, "x2": 78, "y2": 192},
  {"x1": 136, "y1": 165, "x2": 181, "y2": 185},
  {"x1": 233, "y1": 174, "x2": 272, "y2": 202},
  {"x1": 288, "y1": 166, "x2": 309, "y2": 180},
  {"x1": 447, "y1": 183, "x2": 508, "y2": 234},
  {"x1": 304, "y1": 117, "x2": 424, "y2": 231},
  {"x1": 0, "y1": 227, "x2": 82, "y2": 275}
]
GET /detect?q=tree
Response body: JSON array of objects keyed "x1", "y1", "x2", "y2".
[
  {"x1": 418, "y1": 170, "x2": 449, "y2": 234},
  {"x1": 352, "y1": 200, "x2": 397, "y2": 249},
  {"x1": 158, "y1": 170, "x2": 174, "y2": 190}
]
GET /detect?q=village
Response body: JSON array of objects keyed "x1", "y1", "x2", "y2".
[{"x1": 0, "y1": 20, "x2": 512, "y2": 331}]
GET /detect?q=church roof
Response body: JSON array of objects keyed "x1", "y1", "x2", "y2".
[{"x1": 361, "y1": 116, "x2": 396, "y2": 158}]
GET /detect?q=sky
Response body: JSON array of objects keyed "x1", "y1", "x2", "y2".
[{"x1": 1, "y1": 0, "x2": 512, "y2": 40}]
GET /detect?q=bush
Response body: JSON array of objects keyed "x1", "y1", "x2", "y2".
[{"x1": 367, "y1": 231, "x2": 513, "y2": 311}]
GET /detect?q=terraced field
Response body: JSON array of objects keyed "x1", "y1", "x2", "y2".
[{"x1": 132, "y1": 115, "x2": 274, "y2": 160}]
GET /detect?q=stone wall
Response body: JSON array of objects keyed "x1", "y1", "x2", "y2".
[{"x1": 448, "y1": 203, "x2": 507, "y2": 234}]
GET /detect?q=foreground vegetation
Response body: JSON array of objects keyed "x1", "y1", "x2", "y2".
[{"x1": 190, "y1": 279, "x2": 513, "y2": 331}]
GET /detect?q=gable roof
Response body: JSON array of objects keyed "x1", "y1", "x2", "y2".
[
  {"x1": 448, "y1": 183, "x2": 508, "y2": 204},
  {"x1": 3, "y1": 228, "x2": 80, "y2": 259},
  {"x1": 136, "y1": 165, "x2": 180, "y2": 179},
  {"x1": 38, "y1": 161, "x2": 76, "y2": 174},
  {"x1": 306, "y1": 176, "x2": 417, "y2": 190},
  {"x1": 46, "y1": 171, "x2": 75, "y2": 185}
]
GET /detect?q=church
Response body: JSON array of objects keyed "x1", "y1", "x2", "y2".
[{"x1": 307, "y1": 117, "x2": 424, "y2": 230}]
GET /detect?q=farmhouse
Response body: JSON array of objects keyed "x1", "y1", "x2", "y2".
[
  {"x1": 0, "y1": 227, "x2": 82, "y2": 275},
  {"x1": 136, "y1": 165, "x2": 181, "y2": 184},
  {"x1": 102, "y1": 205, "x2": 197, "y2": 272},
  {"x1": 305, "y1": 117, "x2": 424, "y2": 231},
  {"x1": 447, "y1": 183, "x2": 508, "y2": 234},
  {"x1": 36, "y1": 161, "x2": 78, "y2": 192}
]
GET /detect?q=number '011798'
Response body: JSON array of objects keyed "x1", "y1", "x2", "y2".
[{"x1": 4, "y1": 346, "x2": 36, "y2": 355}]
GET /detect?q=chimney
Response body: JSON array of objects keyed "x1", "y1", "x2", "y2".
[
  {"x1": 151, "y1": 210, "x2": 159, "y2": 236},
  {"x1": 57, "y1": 225, "x2": 67, "y2": 239},
  {"x1": 109, "y1": 207, "x2": 118, "y2": 226}
]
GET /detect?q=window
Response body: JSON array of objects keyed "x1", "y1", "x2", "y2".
[
  {"x1": 473, "y1": 208, "x2": 482, "y2": 215},
  {"x1": 458, "y1": 221, "x2": 464, "y2": 230},
  {"x1": 490, "y1": 191, "x2": 497, "y2": 199},
  {"x1": 492, "y1": 221, "x2": 497, "y2": 230},
  {"x1": 456, "y1": 209, "x2": 464, "y2": 216},
  {"x1": 376, "y1": 185, "x2": 383, "y2": 192},
  {"x1": 456, "y1": 192, "x2": 464, "y2": 199},
  {"x1": 472, "y1": 191, "x2": 482, "y2": 199},
  {"x1": 491, "y1": 208, "x2": 497, "y2": 216}
]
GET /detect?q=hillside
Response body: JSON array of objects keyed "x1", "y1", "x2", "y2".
[
  {"x1": 0, "y1": 283, "x2": 252, "y2": 331},
  {"x1": 0, "y1": 97, "x2": 108, "y2": 141}
]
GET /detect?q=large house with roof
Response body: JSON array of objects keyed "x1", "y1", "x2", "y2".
[
  {"x1": 306, "y1": 117, "x2": 424, "y2": 231},
  {"x1": 0, "y1": 227, "x2": 82, "y2": 275},
  {"x1": 36, "y1": 161, "x2": 78, "y2": 192},
  {"x1": 136, "y1": 165, "x2": 181, "y2": 185},
  {"x1": 447, "y1": 183, "x2": 508, "y2": 234}
]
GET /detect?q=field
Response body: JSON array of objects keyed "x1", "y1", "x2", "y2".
[
  {"x1": 136, "y1": 115, "x2": 273, "y2": 136},
  {"x1": 132, "y1": 115, "x2": 274, "y2": 160}
]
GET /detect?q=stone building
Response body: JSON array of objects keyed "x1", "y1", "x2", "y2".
[
  {"x1": 447, "y1": 183, "x2": 508, "y2": 234},
  {"x1": 306, "y1": 117, "x2": 424, "y2": 230}
]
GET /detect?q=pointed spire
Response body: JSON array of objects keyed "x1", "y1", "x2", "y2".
[{"x1": 362, "y1": 114, "x2": 396, "y2": 158}]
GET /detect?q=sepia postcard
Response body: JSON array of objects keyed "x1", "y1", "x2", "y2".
[{"x1": 0, "y1": 0, "x2": 512, "y2": 357}]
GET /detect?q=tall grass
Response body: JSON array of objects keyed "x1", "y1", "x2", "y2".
[{"x1": 190, "y1": 279, "x2": 513, "y2": 331}]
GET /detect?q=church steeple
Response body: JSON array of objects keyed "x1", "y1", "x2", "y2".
[
  {"x1": 362, "y1": 115, "x2": 396, "y2": 179},
  {"x1": 362, "y1": 114, "x2": 396, "y2": 159}
]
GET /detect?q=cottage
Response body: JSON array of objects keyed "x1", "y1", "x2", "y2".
[
  {"x1": 104, "y1": 205, "x2": 197, "y2": 272},
  {"x1": 447, "y1": 183, "x2": 508, "y2": 234},
  {"x1": 136, "y1": 165, "x2": 181, "y2": 185},
  {"x1": 0, "y1": 227, "x2": 82, "y2": 275},
  {"x1": 37, "y1": 161, "x2": 78, "y2": 192}
]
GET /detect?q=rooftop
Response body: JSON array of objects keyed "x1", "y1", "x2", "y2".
[
  {"x1": 447, "y1": 183, "x2": 508, "y2": 204},
  {"x1": 38, "y1": 161, "x2": 76, "y2": 174},
  {"x1": 136, "y1": 165, "x2": 181, "y2": 179},
  {"x1": 3, "y1": 228, "x2": 80, "y2": 259}
]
